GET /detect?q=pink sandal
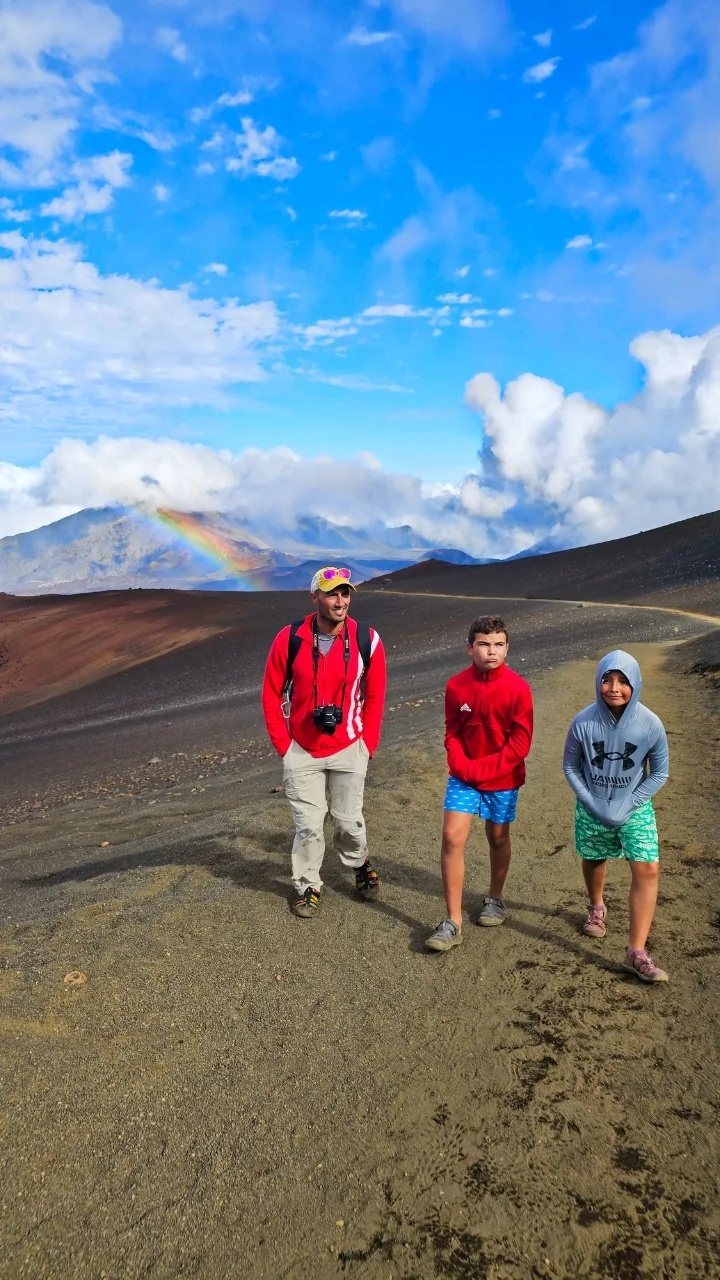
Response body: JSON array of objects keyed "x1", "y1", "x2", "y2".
[
  {"x1": 583, "y1": 904, "x2": 607, "y2": 938},
  {"x1": 623, "y1": 948, "x2": 668, "y2": 984}
]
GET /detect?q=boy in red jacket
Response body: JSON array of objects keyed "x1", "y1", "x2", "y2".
[{"x1": 426, "y1": 615, "x2": 533, "y2": 951}]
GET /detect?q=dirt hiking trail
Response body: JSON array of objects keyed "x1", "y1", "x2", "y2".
[{"x1": 1, "y1": 638, "x2": 719, "y2": 1279}]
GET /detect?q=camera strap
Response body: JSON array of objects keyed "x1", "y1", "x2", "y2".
[{"x1": 312, "y1": 619, "x2": 350, "y2": 712}]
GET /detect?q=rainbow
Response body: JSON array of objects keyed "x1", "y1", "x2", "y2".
[{"x1": 150, "y1": 507, "x2": 270, "y2": 590}]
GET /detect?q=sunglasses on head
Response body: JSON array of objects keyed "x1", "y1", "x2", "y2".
[{"x1": 321, "y1": 567, "x2": 351, "y2": 580}]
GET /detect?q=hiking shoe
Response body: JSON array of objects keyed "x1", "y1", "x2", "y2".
[
  {"x1": 476, "y1": 895, "x2": 506, "y2": 927},
  {"x1": 291, "y1": 887, "x2": 321, "y2": 918},
  {"x1": 622, "y1": 948, "x2": 668, "y2": 984},
  {"x1": 425, "y1": 919, "x2": 463, "y2": 952},
  {"x1": 355, "y1": 858, "x2": 380, "y2": 900},
  {"x1": 583, "y1": 904, "x2": 607, "y2": 938}
]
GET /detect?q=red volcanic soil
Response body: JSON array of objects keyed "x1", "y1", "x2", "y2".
[
  {"x1": 371, "y1": 509, "x2": 720, "y2": 616},
  {"x1": 0, "y1": 590, "x2": 256, "y2": 715}
]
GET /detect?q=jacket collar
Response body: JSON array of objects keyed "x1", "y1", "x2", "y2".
[{"x1": 469, "y1": 661, "x2": 507, "y2": 684}]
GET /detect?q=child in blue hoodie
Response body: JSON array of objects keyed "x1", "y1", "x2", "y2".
[{"x1": 563, "y1": 650, "x2": 670, "y2": 983}]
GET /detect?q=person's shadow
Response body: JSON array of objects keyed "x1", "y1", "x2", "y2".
[{"x1": 22, "y1": 830, "x2": 625, "y2": 970}]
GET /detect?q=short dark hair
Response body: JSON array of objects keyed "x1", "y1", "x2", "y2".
[{"x1": 468, "y1": 615, "x2": 508, "y2": 644}]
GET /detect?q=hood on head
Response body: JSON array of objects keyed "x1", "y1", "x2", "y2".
[{"x1": 595, "y1": 649, "x2": 642, "y2": 722}]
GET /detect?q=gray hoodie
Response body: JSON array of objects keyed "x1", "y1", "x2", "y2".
[{"x1": 562, "y1": 650, "x2": 669, "y2": 828}]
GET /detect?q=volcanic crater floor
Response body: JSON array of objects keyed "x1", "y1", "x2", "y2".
[{"x1": 1, "y1": 593, "x2": 719, "y2": 1279}]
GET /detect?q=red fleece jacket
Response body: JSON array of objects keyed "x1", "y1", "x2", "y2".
[
  {"x1": 261, "y1": 614, "x2": 387, "y2": 759},
  {"x1": 444, "y1": 662, "x2": 533, "y2": 790}
]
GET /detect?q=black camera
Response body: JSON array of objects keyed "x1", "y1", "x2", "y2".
[{"x1": 313, "y1": 704, "x2": 343, "y2": 735}]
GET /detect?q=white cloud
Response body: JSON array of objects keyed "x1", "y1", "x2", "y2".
[
  {"x1": 320, "y1": 151, "x2": 337, "y2": 161},
  {"x1": 0, "y1": 198, "x2": 30, "y2": 223},
  {"x1": 565, "y1": 234, "x2": 593, "y2": 249},
  {"x1": 533, "y1": 29, "x2": 552, "y2": 48},
  {"x1": 297, "y1": 317, "x2": 358, "y2": 346},
  {"x1": 362, "y1": 303, "x2": 434, "y2": 318},
  {"x1": 153, "y1": 183, "x2": 171, "y2": 202},
  {"x1": 189, "y1": 85, "x2": 257, "y2": 124},
  {"x1": 574, "y1": 15, "x2": 597, "y2": 31},
  {"x1": 455, "y1": 264, "x2": 470, "y2": 278},
  {"x1": 345, "y1": 27, "x2": 398, "y2": 46},
  {"x1": 483, "y1": 267, "x2": 498, "y2": 276},
  {"x1": 437, "y1": 292, "x2": 482, "y2": 304},
  {"x1": 330, "y1": 208, "x2": 367, "y2": 222},
  {"x1": 387, "y1": 0, "x2": 507, "y2": 53},
  {"x1": 0, "y1": 231, "x2": 280, "y2": 426},
  {"x1": 226, "y1": 117, "x2": 299, "y2": 180},
  {"x1": 0, "y1": 0, "x2": 122, "y2": 188},
  {"x1": 307, "y1": 372, "x2": 411, "y2": 393},
  {"x1": 40, "y1": 150, "x2": 132, "y2": 221},
  {"x1": 0, "y1": 436, "x2": 530, "y2": 560},
  {"x1": 460, "y1": 315, "x2": 490, "y2": 328},
  {"x1": 465, "y1": 322, "x2": 720, "y2": 542},
  {"x1": 523, "y1": 57, "x2": 561, "y2": 84},
  {"x1": 155, "y1": 26, "x2": 188, "y2": 63},
  {"x1": 205, "y1": 262, "x2": 228, "y2": 275},
  {"x1": 286, "y1": 206, "x2": 297, "y2": 221},
  {"x1": 3, "y1": 323, "x2": 718, "y2": 555}
]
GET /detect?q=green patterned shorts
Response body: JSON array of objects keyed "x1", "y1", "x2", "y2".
[{"x1": 574, "y1": 799, "x2": 659, "y2": 863}]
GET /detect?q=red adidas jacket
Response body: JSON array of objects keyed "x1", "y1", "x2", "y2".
[
  {"x1": 262, "y1": 614, "x2": 387, "y2": 759},
  {"x1": 445, "y1": 662, "x2": 533, "y2": 790}
]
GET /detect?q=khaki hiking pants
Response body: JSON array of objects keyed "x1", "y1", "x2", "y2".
[{"x1": 282, "y1": 739, "x2": 370, "y2": 894}]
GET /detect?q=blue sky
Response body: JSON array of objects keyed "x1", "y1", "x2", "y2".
[{"x1": 0, "y1": 0, "x2": 719, "y2": 552}]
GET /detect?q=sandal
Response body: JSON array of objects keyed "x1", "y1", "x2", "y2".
[
  {"x1": 583, "y1": 904, "x2": 607, "y2": 938},
  {"x1": 622, "y1": 948, "x2": 668, "y2": 984}
]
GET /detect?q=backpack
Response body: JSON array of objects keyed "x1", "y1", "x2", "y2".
[{"x1": 283, "y1": 619, "x2": 373, "y2": 710}]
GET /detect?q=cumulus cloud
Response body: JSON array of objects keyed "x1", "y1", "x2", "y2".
[
  {"x1": 0, "y1": 231, "x2": 279, "y2": 426},
  {"x1": 226, "y1": 117, "x2": 299, "y2": 180},
  {"x1": 533, "y1": 29, "x2": 552, "y2": 48},
  {"x1": 565, "y1": 234, "x2": 593, "y2": 249},
  {"x1": 0, "y1": 436, "x2": 530, "y2": 558},
  {"x1": 40, "y1": 150, "x2": 132, "y2": 221},
  {"x1": 2, "y1": 322, "x2": 718, "y2": 552},
  {"x1": 330, "y1": 209, "x2": 367, "y2": 222},
  {"x1": 0, "y1": 0, "x2": 121, "y2": 187},
  {"x1": 465, "y1": 322, "x2": 720, "y2": 542},
  {"x1": 523, "y1": 57, "x2": 560, "y2": 84}
]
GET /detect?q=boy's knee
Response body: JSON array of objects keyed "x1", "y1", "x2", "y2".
[{"x1": 632, "y1": 859, "x2": 659, "y2": 878}]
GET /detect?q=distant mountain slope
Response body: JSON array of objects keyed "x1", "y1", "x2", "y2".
[
  {"x1": 0, "y1": 507, "x2": 488, "y2": 595},
  {"x1": 370, "y1": 509, "x2": 720, "y2": 616}
]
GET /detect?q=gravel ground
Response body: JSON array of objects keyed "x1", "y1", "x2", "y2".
[{"x1": 1, "y1": 597, "x2": 719, "y2": 1278}]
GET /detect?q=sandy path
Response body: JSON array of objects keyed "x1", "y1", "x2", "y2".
[
  {"x1": 1, "y1": 634, "x2": 719, "y2": 1278},
  {"x1": 373, "y1": 586, "x2": 720, "y2": 628}
]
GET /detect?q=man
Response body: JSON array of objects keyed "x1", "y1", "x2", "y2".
[{"x1": 261, "y1": 567, "x2": 387, "y2": 918}]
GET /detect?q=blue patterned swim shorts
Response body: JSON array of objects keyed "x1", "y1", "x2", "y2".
[{"x1": 444, "y1": 777, "x2": 519, "y2": 824}]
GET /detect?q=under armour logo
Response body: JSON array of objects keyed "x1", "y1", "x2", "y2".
[
  {"x1": 591, "y1": 739, "x2": 637, "y2": 771},
  {"x1": 460, "y1": 703, "x2": 471, "y2": 712}
]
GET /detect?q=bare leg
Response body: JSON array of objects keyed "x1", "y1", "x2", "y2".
[
  {"x1": 582, "y1": 858, "x2": 607, "y2": 907},
  {"x1": 441, "y1": 811, "x2": 474, "y2": 929},
  {"x1": 486, "y1": 821, "x2": 511, "y2": 897},
  {"x1": 628, "y1": 861, "x2": 659, "y2": 951}
]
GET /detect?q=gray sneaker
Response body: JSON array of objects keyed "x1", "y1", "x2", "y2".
[
  {"x1": 425, "y1": 919, "x2": 463, "y2": 952},
  {"x1": 476, "y1": 895, "x2": 507, "y2": 927}
]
